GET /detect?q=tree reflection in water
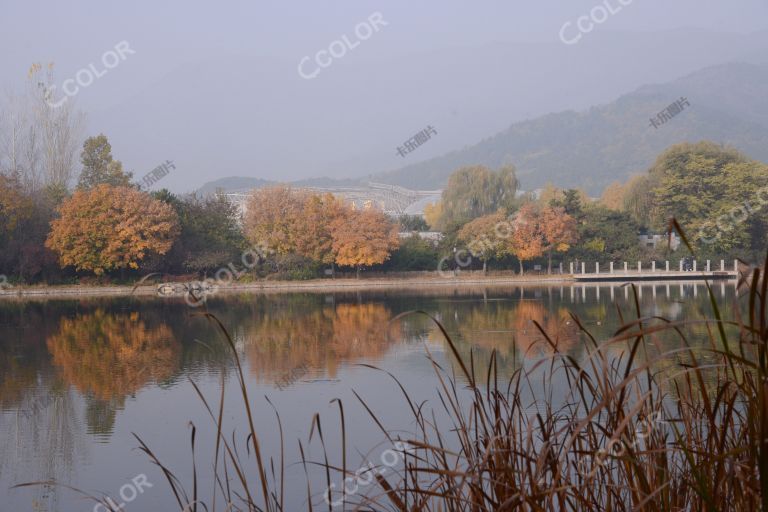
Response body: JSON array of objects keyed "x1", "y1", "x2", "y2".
[
  {"x1": 245, "y1": 301, "x2": 401, "y2": 383},
  {"x1": 46, "y1": 309, "x2": 181, "y2": 437}
]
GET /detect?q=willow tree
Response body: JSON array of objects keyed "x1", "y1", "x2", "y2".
[{"x1": 430, "y1": 164, "x2": 518, "y2": 231}]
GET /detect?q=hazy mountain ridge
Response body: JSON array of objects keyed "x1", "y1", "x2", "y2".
[
  {"x1": 85, "y1": 29, "x2": 768, "y2": 192},
  {"x1": 372, "y1": 62, "x2": 768, "y2": 194},
  {"x1": 197, "y1": 175, "x2": 364, "y2": 195}
]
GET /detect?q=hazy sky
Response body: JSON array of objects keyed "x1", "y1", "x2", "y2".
[{"x1": 2, "y1": 0, "x2": 768, "y2": 191}]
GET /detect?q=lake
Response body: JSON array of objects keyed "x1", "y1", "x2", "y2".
[{"x1": 0, "y1": 281, "x2": 738, "y2": 511}]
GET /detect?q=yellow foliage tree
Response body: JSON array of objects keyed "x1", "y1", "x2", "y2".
[
  {"x1": 423, "y1": 201, "x2": 443, "y2": 230},
  {"x1": 244, "y1": 185, "x2": 306, "y2": 257},
  {"x1": 330, "y1": 208, "x2": 400, "y2": 277},
  {"x1": 45, "y1": 184, "x2": 179, "y2": 275},
  {"x1": 456, "y1": 211, "x2": 511, "y2": 273},
  {"x1": 509, "y1": 203, "x2": 545, "y2": 275},
  {"x1": 600, "y1": 181, "x2": 626, "y2": 211}
]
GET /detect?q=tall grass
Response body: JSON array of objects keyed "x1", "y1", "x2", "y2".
[{"x1": 130, "y1": 253, "x2": 768, "y2": 511}]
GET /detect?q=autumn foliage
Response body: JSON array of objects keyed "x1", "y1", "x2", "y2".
[
  {"x1": 330, "y1": 208, "x2": 400, "y2": 271},
  {"x1": 46, "y1": 184, "x2": 180, "y2": 275},
  {"x1": 455, "y1": 203, "x2": 578, "y2": 274},
  {"x1": 245, "y1": 186, "x2": 399, "y2": 275},
  {"x1": 46, "y1": 309, "x2": 180, "y2": 401}
]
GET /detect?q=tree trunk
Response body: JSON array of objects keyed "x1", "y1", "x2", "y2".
[
  {"x1": 547, "y1": 251, "x2": 552, "y2": 274},
  {"x1": 519, "y1": 260, "x2": 524, "y2": 275},
  {"x1": 356, "y1": 266, "x2": 361, "y2": 279},
  {"x1": 482, "y1": 260, "x2": 487, "y2": 275}
]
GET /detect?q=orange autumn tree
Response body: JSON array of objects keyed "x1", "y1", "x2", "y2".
[
  {"x1": 540, "y1": 206, "x2": 578, "y2": 274},
  {"x1": 46, "y1": 184, "x2": 179, "y2": 275},
  {"x1": 294, "y1": 192, "x2": 345, "y2": 265},
  {"x1": 510, "y1": 203, "x2": 544, "y2": 275},
  {"x1": 330, "y1": 207, "x2": 400, "y2": 278},
  {"x1": 244, "y1": 187, "x2": 346, "y2": 267},
  {"x1": 244, "y1": 186, "x2": 306, "y2": 258}
]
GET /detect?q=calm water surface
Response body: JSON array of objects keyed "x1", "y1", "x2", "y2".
[{"x1": 0, "y1": 282, "x2": 738, "y2": 511}]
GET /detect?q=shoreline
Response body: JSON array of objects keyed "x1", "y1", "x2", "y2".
[
  {"x1": 0, "y1": 272, "x2": 738, "y2": 300},
  {"x1": 0, "y1": 274, "x2": 572, "y2": 299}
]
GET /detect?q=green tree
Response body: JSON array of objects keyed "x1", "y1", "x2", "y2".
[
  {"x1": 551, "y1": 189, "x2": 587, "y2": 220},
  {"x1": 77, "y1": 134, "x2": 133, "y2": 190},
  {"x1": 571, "y1": 204, "x2": 642, "y2": 262},
  {"x1": 431, "y1": 165, "x2": 518, "y2": 230},
  {"x1": 399, "y1": 214, "x2": 430, "y2": 232},
  {"x1": 384, "y1": 234, "x2": 439, "y2": 271},
  {"x1": 162, "y1": 192, "x2": 246, "y2": 273},
  {"x1": 649, "y1": 142, "x2": 768, "y2": 257}
]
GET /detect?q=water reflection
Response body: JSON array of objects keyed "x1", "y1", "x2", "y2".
[
  {"x1": 245, "y1": 301, "x2": 400, "y2": 382},
  {"x1": 47, "y1": 310, "x2": 181, "y2": 402},
  {"x1": 0, "y1": 282, "x2": 740, "y2": 511}
]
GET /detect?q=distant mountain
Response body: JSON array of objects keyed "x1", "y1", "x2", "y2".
[
  {"x1": 197, "y1": 175, "x2": 364, "y2": 195},
  {"x1": 86, "y1": 29, "x2": 768, "y2": 192},
  {"x1": 292, "y1": 177, "x2": 364, "y2": 188},
  {"x1": 371, "y1": 62, "x2": 768, "y2": 195},
  {"x1": 197, "y1": 177, "x2": 274, "y2": 195}
]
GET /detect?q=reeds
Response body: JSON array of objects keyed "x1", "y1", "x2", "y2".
[{"x1": 132, "y1": 253, "x2": 768, "y2": 511}]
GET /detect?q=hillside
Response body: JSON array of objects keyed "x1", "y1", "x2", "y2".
[
  {"x1": 371, "y1": 62, "x2": 768, "y2": 194},
  {"x1": 197, "y1": 176, "x2": 363, "y2": 195}
]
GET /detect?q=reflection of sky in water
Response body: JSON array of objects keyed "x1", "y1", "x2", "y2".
[{"x1": 0, "y1": 282, "x2": 738, "y2": 510}]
